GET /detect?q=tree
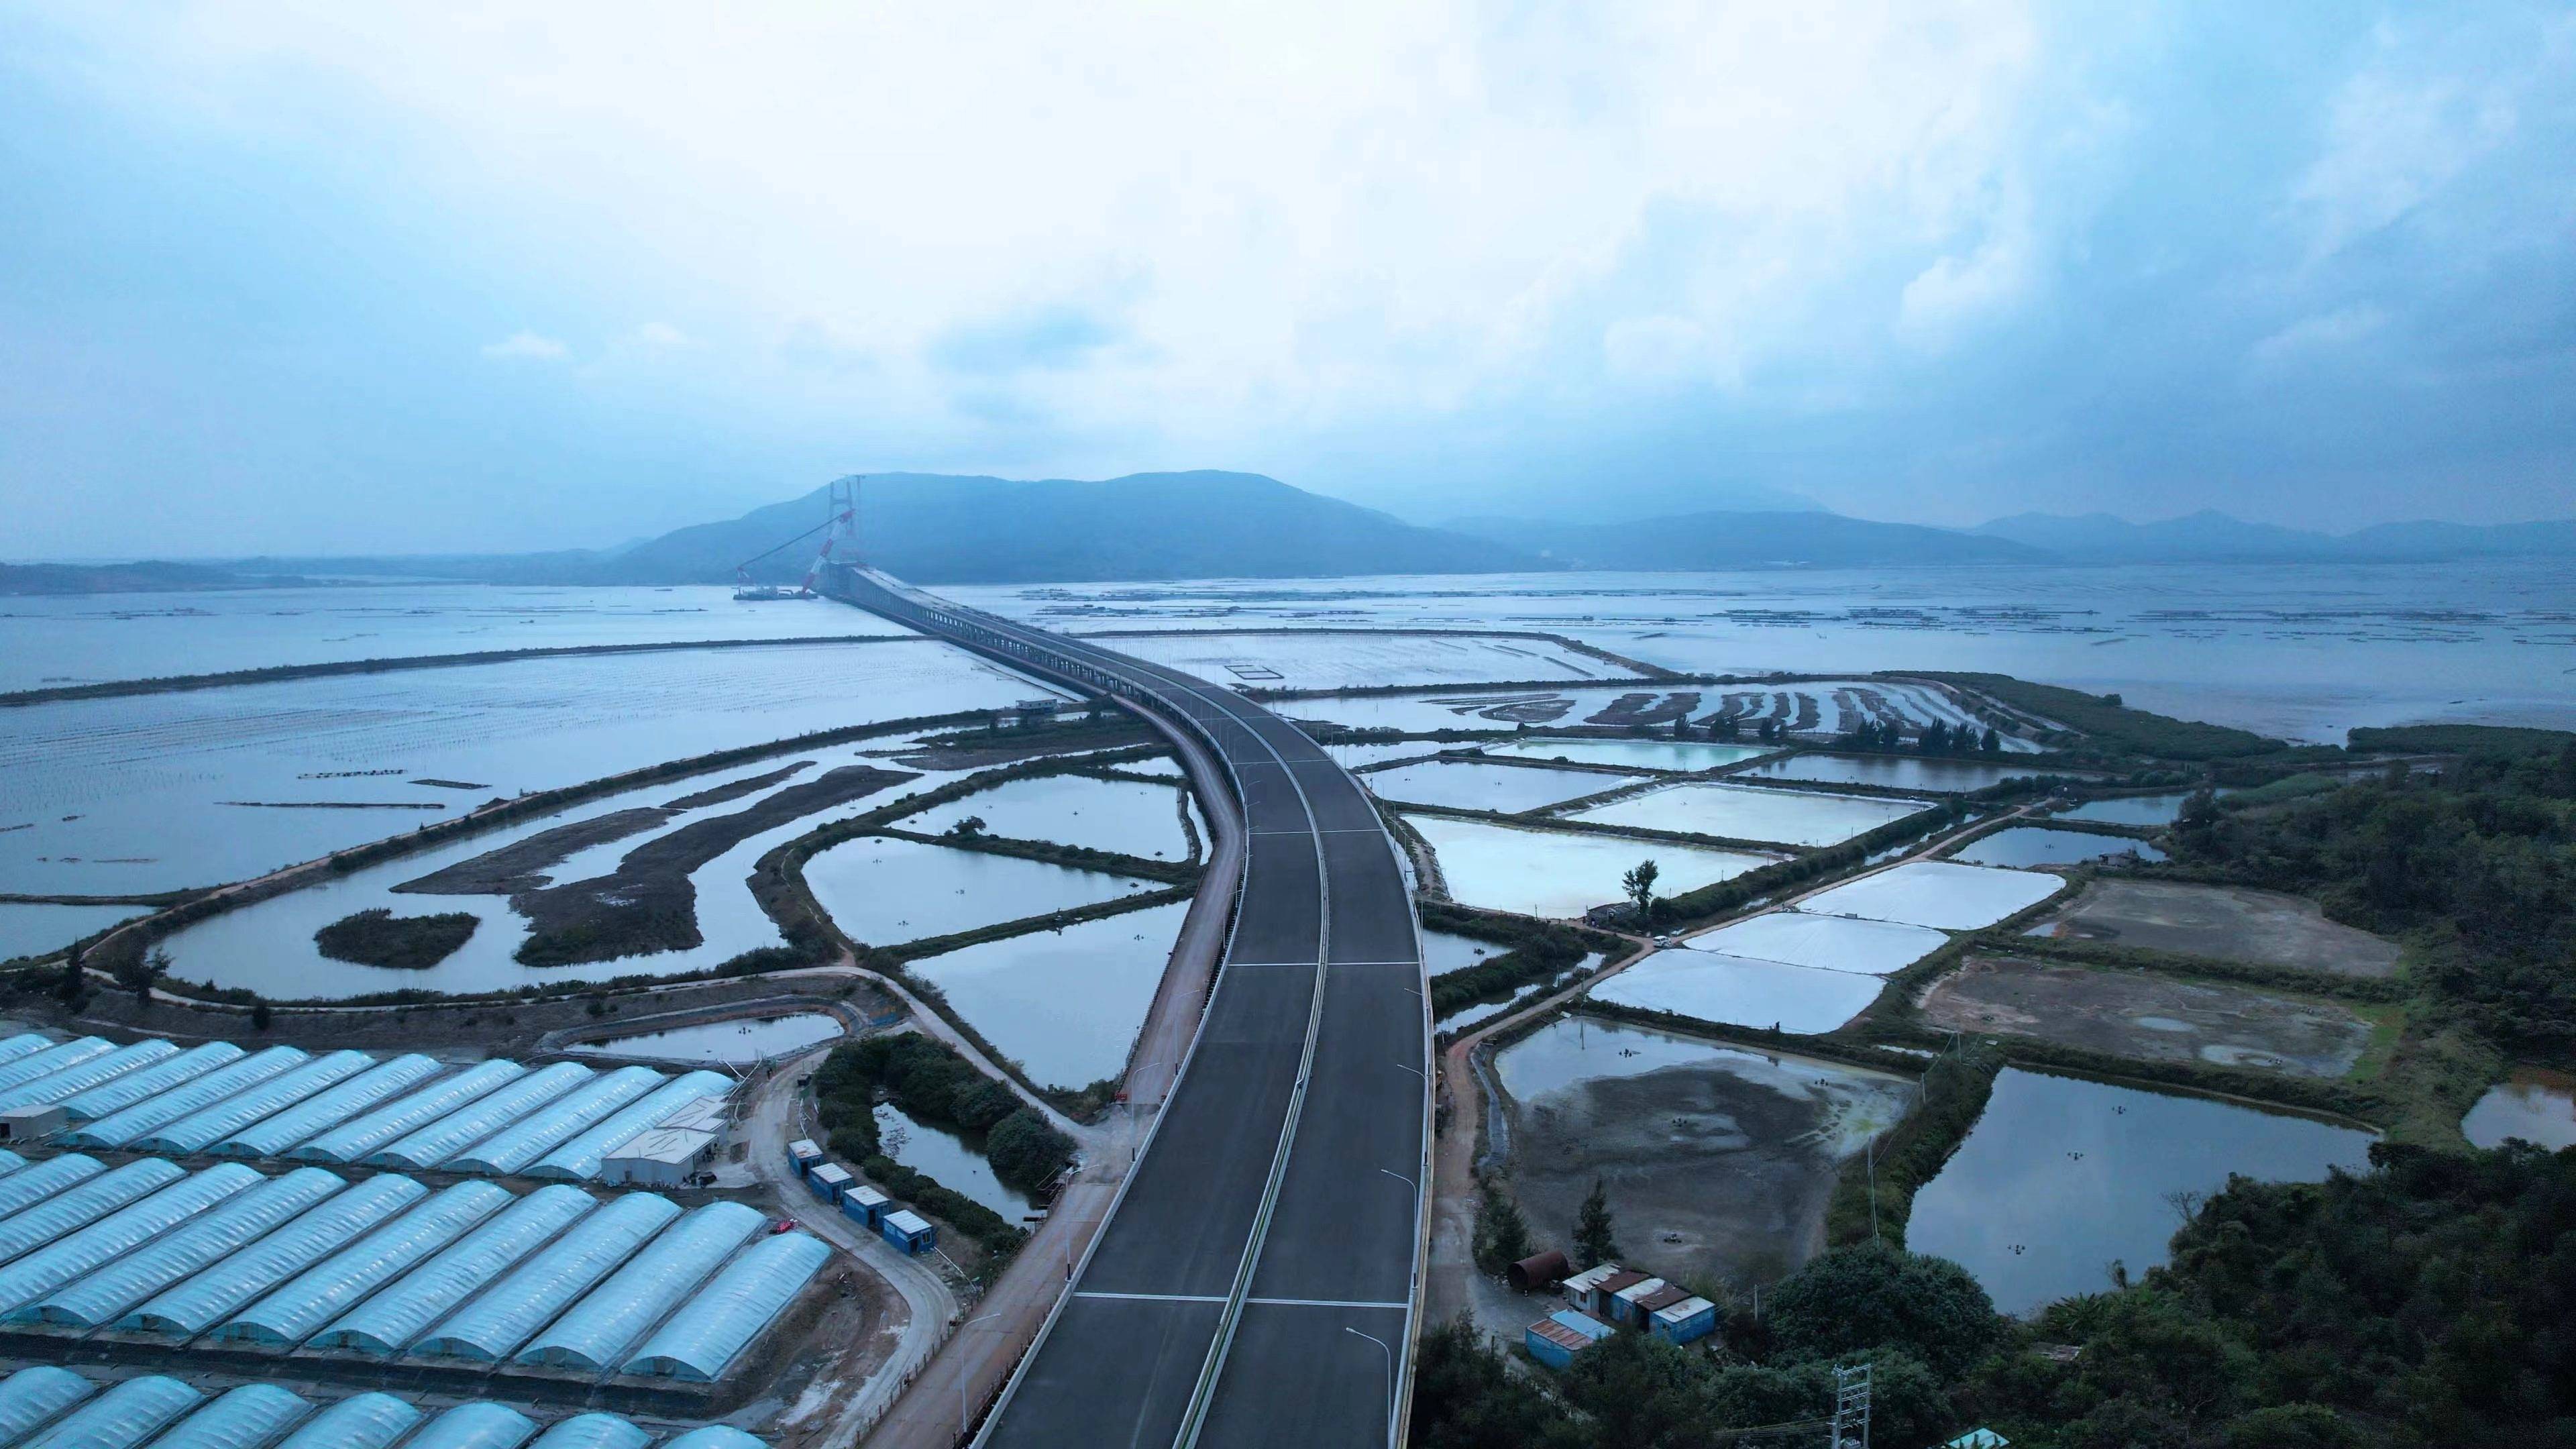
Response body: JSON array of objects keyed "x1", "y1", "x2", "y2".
[
  {"x1": 114, "y1": 948, "x2": 168, "y2": 1010},
  {"x1": 1981, "y1": 726, "x2": 2002, "y2": 753},
  {"x1": 946, "y1": 814, "x2": 988, "y2": 840},
  {"x1": 1764, "y1": 1242, "x2": 2002, "y2": 1378},
  {"x1": 54, "y1": 942, "x2": 84, "y2": 1002},
  {"x1": 984, "y1": 1107, "x2": 1075, "y2": 1194},
  {"x1": 250, "y1": 1000, "x2": 273, "y2": 1032},
  {"x1": 1622, "y1": 859, "x2": 1660, "y2": 926},
  {"x1": 1472, "y1": 1187, "x2": 1532, "y2": 1273},
  {"x1": 1573, "y1": 1177, "x2": 1619, "y2": 1269}
]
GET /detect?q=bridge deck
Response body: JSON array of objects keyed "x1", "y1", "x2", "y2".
[{"x1": 828, "y1": 568, "x2": 1428, "y2": 1449}]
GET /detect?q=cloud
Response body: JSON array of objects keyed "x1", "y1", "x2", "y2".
[
  {"x1": 631, "y1": 321, "x2": 687, "y2": 348},
  {"x1": 2247, "y1": 305, "x2": 2387, "y2": 370},
  {"x1": 480, "y1": 331, "x2": 568, "y2": 360},
  {"x1": 930, "y1": 303, "x2": 1122, "y2": 376}
]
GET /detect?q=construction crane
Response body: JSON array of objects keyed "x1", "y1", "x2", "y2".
[{"x1": 731, "y1": 476, "x2": 861, "y2": 600}]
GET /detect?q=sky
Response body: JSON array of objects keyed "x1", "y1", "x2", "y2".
[{"x1": 3, "y1": 1, "x2": 2573, "y2": 557}]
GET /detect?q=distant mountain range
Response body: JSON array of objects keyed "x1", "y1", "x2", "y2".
[{"x1": 10, "y1": 474, "x2": 2575, "y2": 594}]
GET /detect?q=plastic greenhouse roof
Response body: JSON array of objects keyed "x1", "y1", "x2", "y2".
[
  {"x1": 0, "y1": 1154, "x2": 104, "y2": 1220},
  {"x1": 625, "y1": 1230, "x2": 830, "y2": 1381},
  {"x1": 514, "y1": 1199, "x2": 763, "y2": 1369},
  {"x1": 150, "y1": 1383, "x2": 311, "y2": 1449},
  {"x1": 528, "y1": 1412, "x2": 651, "y2": 1449},
  {"x1": 0, "y1": 1038, "x2": 176, "y2": 1112},
  {"x1": 134, "y1": 1050, "x2": 374, "y2": 1155},
  {"x1": 661, "y1": 1429, "x2": 770, "y2": 1449},
  {"x1": 121, "y1": 1172, "x2": 426, "y2": 1336},
  {"x1": 64, "y1": 1046, "x2": 310, "y2": 1148},
  {"x1": 531, "y1": 1072, "x2": 734, "y2": 1181},
  {"x1": 56, "y1": 1041, "x2": 241, "y2": 1123},
  {"x1": 0, "y1": 1148, "x2": 22, "y2": 1178},
  {"x1": 0, "y1": 1038, "x2": 113, "y2": 1095},
  {"x1": 20, "y1": 1167, "x2": 345, "y2": 1328},
  {"x1": 19, "y1": 1374, "x2": 201, "y2": 1449},
  {"x1": 413, "y1": 1191, "x2": 682, "y2": 1362},
  {"x1": 400, "y1": 1401, "x2": 539, "y2": 1449},
  {"x1": 214, "y1": 1053, "x2": 445, "y2": 1159},
  {"x1": 0, "y1": 1366, "x2": 95, "y2": 1444},
  {"x1": 309, "y1": 1183, "x2": 595, "y2": 1355},
  {"x1": 0, "y1": 1034, "x2": 48, "y2": 1066},
  {"x1": 366, "y1": 1061, "x2": 596, "y2": 1170},
  {"x1": 449, "y1": 1065, "x2": 663, "y2": 1175},
  {"x1": 0, "y1": 1163, "x2": 258, "y2": 1314},
  {"x1": 213, "y1": 1179, "x2": 508, "y2": 1346},
  {"x1": 291, "y1": 1059, "x2": 523, "y2": 1164},
  {"x1": 0, "y1": 1158, "x2": 184, "y2": 1267},
  {"x1": 271, "y1": 1391, "x2": 421, "y2": 1449}
]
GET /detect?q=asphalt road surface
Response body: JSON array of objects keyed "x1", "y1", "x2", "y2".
[{"x1": 829, "y1": 568, "x2": 1428, "y2": 1449}]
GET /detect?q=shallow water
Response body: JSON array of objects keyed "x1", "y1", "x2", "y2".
[
  {"x1": 2462, "y1": 1069, "x2": 2576, "y2": 1150},
  {"x1": 1423, "y1": 929, "x2": 1505, "y2": 978},
  {"x1": 897, "y1": 773, "x2": 1192, "y2": 861},
  {"x1": 806, "y1": 837, "x2": 1165, "y2": 948},
  {"x1": 574, "y1": 1012, "x2": 843, "y2": 1065},
  {"x1": 1954, "y1": 827, "x2": 2170, "y2": 869},
  {"x1": 1589, "y1": 949, "x2": 1886, "y2": 1034},
  {"x1": 1741, "y1": 755, "x2": 2061, "y2": 793},
  {"x1": 905, "y1": 901, "x2": 1188, "y2": 1090},
  {"x1": 2054, "y1": 794, "x2": 2202, "y2": 827},
  {"x1": 1482, "y1": 738, "x2": 1776, "y2": 772},
  {"x1": 1497, "y1": 1018, "x2": 1904, "y2": 1156},
  {"x1": 1363, "y1": 760, "x2": 1641, "y2": 813},
  {"x1": 873, "y1": 1101, "x2": 1036, "y2": 1220},
  {"x1": 0, "y1": 904, "x2": 144, "y2": 962},
  {"x1": 1691, "y1": 911, "x2": 1949, "y2": 976},
  {"x1": 1406, "y1": 813, "x2": 1773, "y2": 918},
  {"x1": 1907, "y1": 1068, "x2": 2375, "y2": 1315},
  {"x1": 1097, "y1": 630, "x2": 1631, "y2": 690},
  {"x1": 1570, "y1": 782, "x2": 1932, "y2": 847},
  {"x1": 1797, "y1": 861, "x2": 2063, "y2": 930}
]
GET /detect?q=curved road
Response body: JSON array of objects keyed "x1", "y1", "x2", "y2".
[{"x1": 828, "y1": 566, "x2": 1429, "y2": 1449}]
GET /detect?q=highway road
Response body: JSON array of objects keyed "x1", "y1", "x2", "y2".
[{"x1": 826, "y1": 566, "x2": 1429, "y2": 1449}]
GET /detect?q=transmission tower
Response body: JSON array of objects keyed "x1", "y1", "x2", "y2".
[{"x1": 1829, "y1": 1361, "x2": 1871, "y2": 1449}]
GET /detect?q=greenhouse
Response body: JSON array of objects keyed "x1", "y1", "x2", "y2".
[
  {"x1": 0, "y1": 1037, "x2": 174, "y2": 1112},
  {"x1": 413, "y1": 1191, "x2": 682, "y2": 1362},
  {"x1": 0, "y1": 1163, "x2": 257, "y2": 1314},
  {"x1": 531, "y1": 1412, "x2": 653, "y2": 1449},
  {"x1": 309, "y1": 1184, "x2": 595, "y2": 1355},
  {"x1": 663, "y1": 1430, "x2": 770, "y2": 1449},
  {"x1": 450, "y1": 1065, "x2": 664, "y2": 1175},
  {"x1": 0, "y1": 1366, "x2": 91, "y2": 1444},
  {"x1": 149, "y1": 1383, "x2": 311, "y2": 1449},
  {"x1": 213, "y1": 1053, "x2": 445, "y2": 1159},
  {"x1": 271, "y1": 1391, "x2": 421, "y2": 1449},
  {"x1": 0, "y1": 1149, "x2": 21, "y2": 1178},
  {"x1": 292, "y1": 1059, "x2": 524, "y2": 1164},
  {"x1": 515, "y1": 1200, "x2": 765, "y2": 1370},
  {"x1": 121, "y1": 1173, "x2": 426, "y2": 1335},
  {"x1": 625, "y1": 1231, "x2": 831, "y2": 1381},
  {"x1": 213, "y1": 1180, "x2": 508, "y2": 1346},
  {"x1": 364, "y1": 1061, "x2": 596, "y2": 1170},
  {"x1": 0, "y1": 1368, "x2": 770, "y2": 1447},
  {"x1": 131, "y1": 1049, "x2": 374, "y2": 1154},
  {"x1": 0, "y1": 1033, "x2": 46, "y2": 1066},
  {"x1": 0, "y1": 1154, "x2": 102, "y2": 1219},
  {"x1": 57, "y1": 1041, "x2": 240, "y2": 1122},
  {"x1": 404, "y1": 1402, "x2": 539, "y2": 1449},
  {"x1": 0, "y1": 1158, "x2": 184, "y2": 1265},
  {"x1": 18, "y1": 1375, "x2": 199, "y2": 1449},
  {"x1": 531, "y1": 1072, "x2": 733, "y2": 1181},
  {"x1": 64, "y1": 1046, "x2": 309, "y2": 1148},
  {"x1": 20, "y1": 1167, "x2": 345, "y2": 1327},
  {"x1": 0, "y1": 1037, "x2": 111, "y2": 1095}
]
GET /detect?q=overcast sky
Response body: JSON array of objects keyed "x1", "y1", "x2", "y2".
[{"x1": 4, "y1": 3, "x2": 2572, "y2": 557}]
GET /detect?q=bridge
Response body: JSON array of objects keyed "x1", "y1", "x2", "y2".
[{"x1": 823, "y1": 563, "x2": 1432, "y2": 1449}]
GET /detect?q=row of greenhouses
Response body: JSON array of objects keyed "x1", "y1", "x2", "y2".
[
  {"x1": 0, "y1": 1032, "x2": 731, "y2": 1182},
  {"x1": 0, "y1": 1365, "x2": 769, "y2": 1448},
  {"x1": 0, "y1": 1152, "x2": 828, "y2": 1381}
]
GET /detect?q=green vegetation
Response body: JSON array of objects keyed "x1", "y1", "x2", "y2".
[
  {"x1": 1470, "y1": 1186, "x2": 1534, "y2": 1273},
  {"x1": 2348, "y1": 722, "x2": 2575, "y2": 757},
  {"x1": 313, "y1": 908, "x2": 480, "y2": 969},
  {"x1": 1907, "y1": 672, "x2": 2284, "y2": 760},
  {"x1": 984, "y1": 1108, "x2": 1076, "y2": 1195},
  {"x1": 1572, "y1": 1178, "x2": 1619, "y2": 1269},
  {"x1": 1824, "y1": 1040, "x2": 2002, "y2": 1246},
  {"x1": 1656, "y1": 801, "x2": 1970, "y2": 926},
  {"x1": 1430, "y1": 934, "x2": 1597, "y2": 1022},
  {"x1": 810, "y1": 1040, "x2": 1024, "y2": 1256}
]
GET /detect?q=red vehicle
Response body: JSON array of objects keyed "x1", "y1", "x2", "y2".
[{"x1": 771, "y1": 1218, "x2": 799, "y2": 1235}]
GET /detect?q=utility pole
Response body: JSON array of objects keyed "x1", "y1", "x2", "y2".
[{"x1": 1830, "y1": 1361, "x2": 1871, "y2": 1449}]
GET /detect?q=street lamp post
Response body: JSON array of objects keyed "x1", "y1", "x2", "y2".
[
  {"x1": 959, "y1": 1309, "x2": 1005, "y2": 1442},
  {"x1": 1345, "y1": 1324, "x2": 1394, "y2": 1446}
]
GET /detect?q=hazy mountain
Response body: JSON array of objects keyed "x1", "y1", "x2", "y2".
[
  {"x1": 1974, "y1": 510, "x2": 2576, "y2": 564},
  {"x1": 1445, "y1": 511, "x2": 2047, "y2": 568},
  {"x1": 0, "y1": 560, "x2": 327, "y2": 595}
]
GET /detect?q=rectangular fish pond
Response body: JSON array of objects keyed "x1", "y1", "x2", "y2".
[
  {"x1": 1363, "y1": 760, "x2": 1643, "y2": 813},
  {"x1": 804, "y1": 837, "x2": 1167, "y2": 948},
  {"x1": 1567, "y1": 781, "x2": 1933, "y2": 847},
  {"x1": 572, "y1": 1013, "x2": 845, "y2": 1066},
  {"x1": 905, "y1": 900, "x2": 1191, "y2": 1092},
  {"x1": 1404, "y1": 814, "x2": 1774, "y2": 920}
]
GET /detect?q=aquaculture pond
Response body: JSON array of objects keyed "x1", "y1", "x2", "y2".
[
  {"x1": 2054, "y1": 793, "x2": 2206, "y2": 827},
  {"x1": 1691, "y1": 911, "x2": 1949, "y2": 976},
  {"x1": 897, "y1": 772, "x2": 1194, "y2": 861},
  {"x1": 1482, "y1": 739, "x2": 1774, "y2": 772},
  {"x1": 904, "y1": 900, "x2": 1187, "y2": 1090},
  {"x1": 1423, "y1": 930, "x2": 1507, "y2": 978},
  {"x1": 1362, "y1": 760, "x2": 1640, "y2": 813},
  {"x1": 1953, "y1": 827, "x2": 2168, "y2": 869},
  {"x1": 807, "y1": 837, "x2": 1165, "y2": 948},
  {"x1": 1739, "y1": 753, "x2": 2061, "y2": 792},
  {"x1": 873, "y1": 1102, "x2": 1036, "y2": 1221},
  {"x1": 1100, "y1": 630, "x2": 1633, "y2": 690},
  {"x1": 574, "y1": 1012, "x2": 843, "y2": 1065},
  {"x1": 1432, "y1": 954, "x2": 1603, "y2": 1036},
  {"x1": 1569, "y1": 781, "x2": 1931, "y2": 847},
  {"x1": 1907, "y1": 1068, "x2": 2376, "y2": 1316},
  {"x1": 1405, "y1": 814, "x2": 1772, "y2": 919},
  {"x1": 0, "y1": 904, "x2": 143, "y2": 963},
  {"x1": 1589, "y1": 948, "x2": 1887, "y2": 1034},
  {"x1": 1796, "y1": 861, "x2": 2062, "y2": 930},
  {"x1": 2462, "y1": 1069, "x2": 2576, "y2": 1150},
  {"x1": 1318, "y1": 741, "x2": 1452, "y2": 770}
]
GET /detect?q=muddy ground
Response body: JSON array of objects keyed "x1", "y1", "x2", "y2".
[
  {"x1": 1920, "y1": 955, "x2": 2375, "y2": 1077},
  {"x1": 1505, "y1": 1051, "x2": 1911, "y2": 1293},
  {"x1": 2029, "y1": 879, "x2": 2403, "y2": 978}
]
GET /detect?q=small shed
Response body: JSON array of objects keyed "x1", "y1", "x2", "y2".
[
  {"x1": 1507, "y1": 1248, "x2": 1570, "y2": 1292},
  {"x1": 1946, "y1": 1432, "x2": 2010, "y2": 1449},
  {"x1": 808, "y1": 1162, "x2": 855, "y2": 1203},
  {"x1": 880, "y1": 1208, "x2": 937, "y2": 1254},
  {"x1": 1606, "y1": 1274, "x2": 1664, "y2": 1326},
  {"x1": 1649, "y1": 1295, "x2": 1719, "y2": 1346},
  {"x1": 1524, "y1": 1311, "x2": 1613, "y2": 1371},
  {"x1": 839, "y1": 1184, "x2": 892, "y2": 1229},
  {"x1": 788, "y1": 1138, "x2": 823, "y2": 1174},
  {"x1": 0, "y1": 1105, "x2": 65, "y2": 1142},
  {"x1": 1560, "y1": 1263, "x2": 1628, "y2": 1318},
  {"x1": 601, "y1": 1127, "x2": 717, "y2": 1188}
]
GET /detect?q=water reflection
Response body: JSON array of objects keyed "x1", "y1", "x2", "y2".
[
  {"x1": 1366, "y1": 761, "x2": 1641, "y2": 813},
  {"x1": 806, "y1": 837, "x2": 1163, "y2": 946},
  {"x1": 873, "y1": 1101, "x2": 1035, "y2": 1220},
  {"x1": 907, "y1": 901, "x2": 1189, "y2": 1090},
  {"x1": 1572, "y1": 782, "x2": 1931, "y2": 847},
  {"x1": 899, "y1": 773, "x2": 1191, "y2": 861},
  {"x1": 574, "y1": 1012, "x2": 843, "y2": 1065},
  {"x1": 1406, "y1": 813, "x2": 1772, "y2": 919},
  {"x1": 1742, "y1": 755, "x2": 2059, "y2": 793},
  {"x1": 2463, "y1": 1069, "x2": 2576, "y2": 1150},
  {"x1": 1953, "y1": 827, "x2": 2169, "y2": 868}
]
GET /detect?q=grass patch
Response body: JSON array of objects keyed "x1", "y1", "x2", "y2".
[
  {"x1": 1903, "y1": 671, "x2": 2284, "y2": 760},
  {"x1": 313, "y1": 908, "x2": 479, "y2": 970}
]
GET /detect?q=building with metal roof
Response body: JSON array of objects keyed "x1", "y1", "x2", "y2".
[
  {"x1": 20, "y1": 1167, "x2": 345, "y2": 1328},
  {"x1": 212, "y1": 1053, "x2": 444, "y2": 1159},
  {"x1": 121, "y1": 1172, "x2": 426, "y2": 1336},
  {"x1": 531, "y1": 1073, "x2": 733, "y2": 1181},
  {"x1": 0, "y1": 1038, "x2": 175, "y2": 1112},
  {"x1": 601, "y1": 1124, "x2": 718, "y2": 1188},
  {"x1": 19, "y1": 1373, "x2": 200, "y2": 1449},
  {"x1": 309, "y1": 1183, "x2": 595, "y2": 1356},
  {"x1": 272, "y1": 1391, "x2": 421, "y2": 1449},
  {"x1": 56, "y1": 1041, "x2": 241, "y2": 1123},
  {"x1": 150, "y1": 1383, "x2": 311, "y2": 1449},
  {"x1": 0, "y1": 1162, "x2": 256, "y2": 1315},
  {"x1": 131, "y1": 1049, "x2": 374, "y2": 1155},
  {"x1": 366, "y1": 1061, "x2": 596, "y2": 1170},
  {"x1": 450, "y1": 1064, "x2": 664, "y2": 1175},
  {"x1": 624, "y1": 1231, "x2": 830, "y2": 1381},
  {"x1": 213, "y1": 1179, "x2": 508, "y2": 1346},
  {"x1": 413, "y1": 1191, "x2": 682, "y2": 1363},
  {"x1": 1525, "y1": 1309, "x2": 1614, "y2": 1370},
  {"x1": 64, "y1": 1046, "x2": 309, "y2": 1148},
  {"x1": 292, "y1": 1059, "x2": 524, "y2": 1164},
  {"x1": 879, "y1": 1208, "x2": 936, "y2": 1254},
  {"x1": 515, "y1": 1200, "x2": 764, "y2": 1371}
]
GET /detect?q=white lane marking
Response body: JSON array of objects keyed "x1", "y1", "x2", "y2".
[
  {"x1": 1075, "y1": 1291, "x2": 1228, "y2": 1303},
  {"x1": 1246, "y1": 1297, "x2": 1411, "y2": 1310}
]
